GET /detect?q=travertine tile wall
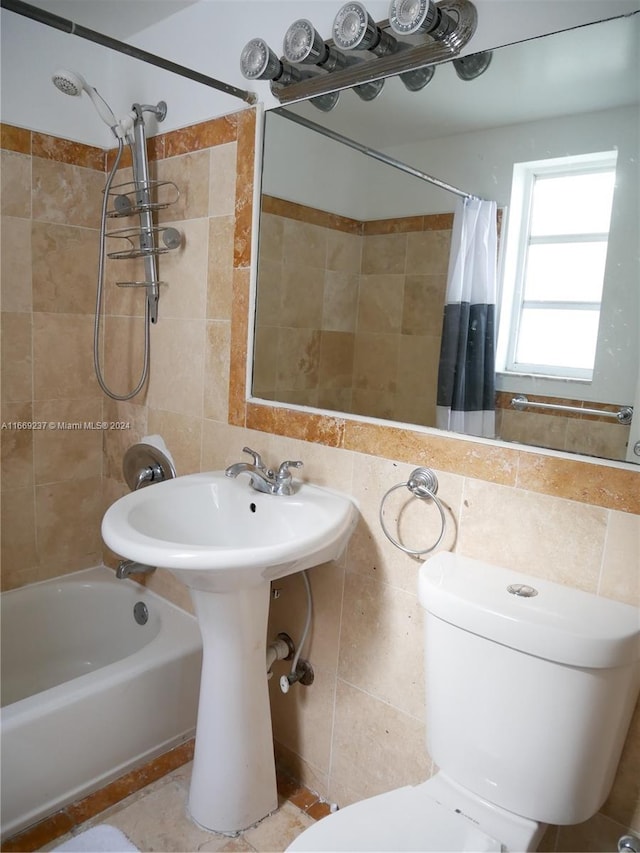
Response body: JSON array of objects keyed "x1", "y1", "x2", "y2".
[
  {"x1": 254, "y1": 201, "x2": 451, "y2": 426},
  {"x1": 1, "y1": 111, "x2": 638, "y2": 851},
  {"x1": 1, "y1": 126, "x2": 106, "y2": 590}
]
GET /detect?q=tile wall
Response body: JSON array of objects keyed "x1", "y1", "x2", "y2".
[
  {"x1": 254, "y1": 197, "x2": 451, "y2": 426},
  {"x1": 1, "y1": 126, "x2": 106, "y2": 590},
  {"x1": 1, "y1": 110, "x2": 639, "y2": 851}
]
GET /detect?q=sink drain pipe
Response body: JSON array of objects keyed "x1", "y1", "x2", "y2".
[{"x1": 280, "y1": 570, "x2": 313, "y2": 693}]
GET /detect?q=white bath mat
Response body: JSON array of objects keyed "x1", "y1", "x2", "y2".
[{"x1": 52, "y1": 824, "x2": 139, "y2": 852}]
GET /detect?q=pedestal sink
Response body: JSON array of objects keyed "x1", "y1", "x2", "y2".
[{"x1": 101, "y1": 471, "x2": 358, "y2": 833}]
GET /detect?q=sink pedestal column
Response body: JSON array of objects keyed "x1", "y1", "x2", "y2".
[{"x1": 188, "y1": 581, "x2": 277, "y2": 832}]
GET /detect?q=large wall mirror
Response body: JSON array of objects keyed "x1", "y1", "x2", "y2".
[{"x1": 252, "y1": 12, "x2": 639, "y2": 464}]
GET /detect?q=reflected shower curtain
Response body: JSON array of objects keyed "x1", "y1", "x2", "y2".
[{"x1": 436, "y1": 197, "x2": 497, "y2": 438}]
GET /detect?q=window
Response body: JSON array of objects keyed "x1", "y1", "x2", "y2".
[{"x1": 498, "y1": 152, "x2": 617, "y2": 380}]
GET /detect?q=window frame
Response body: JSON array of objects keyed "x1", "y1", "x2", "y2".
[{"x1": 497, "y1": 151, "x2": 618, "y2": 382}]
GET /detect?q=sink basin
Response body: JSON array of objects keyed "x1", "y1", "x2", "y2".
[
  {"x1": 102, "y1": 471, "x2": 357, "y2": 591},
  {"x1": 101, "y1": 470, "x2": 358, "y2": 833}
]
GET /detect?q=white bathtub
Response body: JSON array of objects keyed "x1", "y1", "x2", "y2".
[{"x1": 0, "y1": 565, "x2": 202, "y2": 840}]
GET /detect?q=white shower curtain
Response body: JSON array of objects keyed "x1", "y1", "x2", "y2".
[{"x1": 436, "y1": 197, "x2": 497, "y2": 438}]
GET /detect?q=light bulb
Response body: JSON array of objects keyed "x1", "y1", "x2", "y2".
[
  {"x1": 240, "y1": 38, "x2": 282, "y2": 81},
  {"x1": 333, "y1": 2, "x2": 396, "y2": 55},
  {"x1": 389, "y1": 0, "x2": 456, "y2": 40},
  {"x1": 283, "y1": 19, "x2": 329, "y2": 65}
]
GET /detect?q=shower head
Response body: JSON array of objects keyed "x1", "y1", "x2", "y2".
[
  {"x1": 51, "y1": 68, "x2": 122, "y2": 135},
  {"x1": 52, "y1": 68, "x2": 87, "y2": 97}
]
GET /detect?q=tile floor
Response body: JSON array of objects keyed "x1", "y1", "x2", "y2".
[{"x1": 41, "y1": 763, "x2": 321, "y2": 853}]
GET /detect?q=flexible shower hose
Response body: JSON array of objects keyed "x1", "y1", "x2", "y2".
[{"x1": 94, "y1": 136, "x2": 151, "y2": 401}]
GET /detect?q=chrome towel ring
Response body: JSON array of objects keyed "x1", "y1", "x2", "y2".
[{"x1": 379, "y1": 467, "x2": 447, "y2": 556}]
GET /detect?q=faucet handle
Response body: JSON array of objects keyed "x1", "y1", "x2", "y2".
[
  {"x1": 242, "y1": 446, "x2": 267, "y2": 470},
  {"x1": 276, "y1": 460, "x2": 303, "y2": 481}
]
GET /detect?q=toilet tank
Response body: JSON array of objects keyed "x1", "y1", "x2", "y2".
[{"x1": 418, "y1": 553, "x2": 640, "y2": 826}]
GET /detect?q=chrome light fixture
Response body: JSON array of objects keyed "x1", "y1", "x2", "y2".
[
  {"x1": 333, "y1": 1, "x2": 435, "y2": 92},
  {"x1": 283, "y1": 19, "x2": 385, "y2": 101},
  {"x1": 240, "y1": 38, "x2": 340, "y2": 111},
  {"x1": 240, "y1": 0, "x2": 482, "y2": 105}
]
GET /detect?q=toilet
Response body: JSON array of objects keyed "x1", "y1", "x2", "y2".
[{"x1": 288, "y1": 552, "x2": 640, "y2": 852}]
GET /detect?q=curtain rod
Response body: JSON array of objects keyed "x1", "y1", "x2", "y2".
[
  {"x1": 1, "y1": 0, "x2": 256, "y2": 106},
  {"x1": 273, "y1": 107, "x2": 478, "y2": 201}
]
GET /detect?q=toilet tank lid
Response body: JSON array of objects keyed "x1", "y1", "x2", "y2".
[{"x1": 419, "y1": 553, "x2": 640, "y2": 668}]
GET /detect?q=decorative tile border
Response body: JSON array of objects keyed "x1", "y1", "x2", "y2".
[{"x1": 262, "y1": 194, "x2": 455, "y2": 235}]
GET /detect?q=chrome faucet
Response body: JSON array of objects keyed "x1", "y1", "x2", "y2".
[{"x1": 225, "y1": 447, "x2": 303, "y2": 496}]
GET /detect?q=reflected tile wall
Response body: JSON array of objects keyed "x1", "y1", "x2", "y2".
[{"x1": 255, "y1": 199, "x2": 451, "y2": 426}]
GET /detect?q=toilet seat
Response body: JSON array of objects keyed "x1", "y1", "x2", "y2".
[{"x1": 286, "y1": 782, "x2": 502, "y2": 852}]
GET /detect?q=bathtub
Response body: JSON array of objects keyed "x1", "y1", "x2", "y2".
[{"x1": 0, "y1": 565, "x2": 202, "y2": 840}]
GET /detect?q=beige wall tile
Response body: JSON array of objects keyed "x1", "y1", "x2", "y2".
[
  {"x1": 269, "y1": 662, "x2": 336, "y2": 777},
  {"x1": 157, "y1": 217, "x2": 208, "y2": 320},
  {"x1": 33, "y1": 398, "x2": 103, "y2": 484},
  {"x1": 599, "y1": 511, "x2": 640, "y2": 606},
  {"x1": 258, "y1": 213, "x2": 283, "y2": 264},
  {"x1": 0, "y1": 401, "x2": 34, "y2": 491},
  {"x1": 1, "y1": 216, "x2": 32, "y2": 312},
  {"x1": 255, "y1": 258, "x2": 283, "y2": 329},
  {"x1": 1, "y1": 311, "x2": 32, "y2": 402},
  {"x1": 282, "y1": 219, "x2": 328, "y2": 270},
  {"x1": 35, "y1": 477, "x2": 102, "y2": 571},
  {"x1": 1, "y1": 150, "x2": 30, "y2": 218},
  {"x1": 402, "y1": 274, "x2": 447, "y2": 336},
  {"x1": 102, "y1": 399, "x2": 148, "y2": 482},
  {"x1": 147, "y1": 318, "x2": 205, "y2": 417},
  {"x1": 203, "y1": 319, "x2": 231, "y2": 423},
  {"x1": 279, "y1": 265, "x2": 324, "y2": 329},
  {"x1": 1, "y1": 486, "x2": 38, "y2": 589},
  {"x1": 156, "y1": 151, "x2": 210, "y2": 222},
  {"x1": 252, "y1": 325, "x2": 277, "y2": 397},
  {"x1": 209, "y1": 142, "x2": 237, "y2": 217},
  {"x1": 361, "y1": 233, "x2": 407, "y2": 275},
  {"x1": 338, "y1": 571, "x2": 425, "y2": 720},
  {"x1": 357, "y1": 274, "x2": 404, "y2": 334},
  {"x1": 207, "y1": 215, "x2": 235, "y2": 321},
  {"x1": 322, "y1": 271, "x2": 359, "y2": 333},
  {"x1": 319, "y1": 331, "x2": 355, "y2": 391},
  {"x1": 33, "y1": 313, "x2": 98, "y2": 400},
  {"x1": 275, "y1": 328, "x2": 320, "y2": 392},
  {"x1": 329, "y1": 679, "x2": 431, "y2": 807},
  {"x1": 32, "y1": 158, "x2": 103, "y2": 228},
  {"x1": 353, "y1": 333, "x2": 399, "y2": 393},
  {"x1": 32, "y1": 221, "x2": 98, "y2": 314},
  {"x1": 457, "y1": 478, "x2": 608, "y2": 591},
  {"x1": 327, "y1": 229, "x2": 362, "y2": 274},
  {"x1": 406, "y1": 230, "x2": 451, "y2": 275}
]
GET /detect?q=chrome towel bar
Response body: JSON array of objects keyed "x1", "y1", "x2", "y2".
[{"x1": 510, "y1": 395, "x2": 633, "y2": 425}]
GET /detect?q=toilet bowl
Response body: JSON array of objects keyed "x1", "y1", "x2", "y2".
[
  {"x1": 286, "y1": 554, "x2": 640, "y2": 853},
  {"x1": 287, "y1": 772, "x2": 544, "y2": 852}
]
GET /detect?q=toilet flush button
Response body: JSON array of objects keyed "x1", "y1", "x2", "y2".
[{"x1": 507, "y1": 583, "x2": 538, "y2": 598}]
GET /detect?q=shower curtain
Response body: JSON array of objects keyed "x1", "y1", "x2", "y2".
[{"x1": 436, "y1": 197, "x2": 497, "y2": 438}]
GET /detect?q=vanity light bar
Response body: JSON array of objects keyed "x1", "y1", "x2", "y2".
[{"x1": 263, "y1": 0, "x2": 479, "y2": 104}]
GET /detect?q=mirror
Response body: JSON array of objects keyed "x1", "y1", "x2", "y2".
[{"x1": 253, "y1": 13, "x2": 639, "y2": 463}]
